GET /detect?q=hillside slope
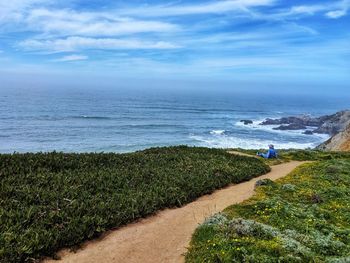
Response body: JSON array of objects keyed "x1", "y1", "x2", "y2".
[
  {"x1": 318, "y1": 123, "x2": 350, "y2": 151},
  {"x1": 0, "y1": 146, "x2": 270, "y2": 263},
  {"x1": 186, "y1": 159, "x2": 350, "y2": 262}
]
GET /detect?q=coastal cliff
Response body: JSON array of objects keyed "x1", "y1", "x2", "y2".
[{"x1": 317, "y1": 123, "x2": 350, "y2": 151}]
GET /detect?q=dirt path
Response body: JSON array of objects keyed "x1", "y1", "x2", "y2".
[
  {"x1": 46, "y1": 161, "x2": 305, "y2": 263},
  {"x1": 227, "y1": 150, "x2": 255, "y2": 157}
]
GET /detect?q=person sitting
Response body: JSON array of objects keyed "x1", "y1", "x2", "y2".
[{"x1": 257, "y1": 144, "x2": 277, "y2": 159}]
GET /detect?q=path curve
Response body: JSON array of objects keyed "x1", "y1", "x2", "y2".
[{"x1": 46, "y1": 160, "x2": 305, "y2": 263}]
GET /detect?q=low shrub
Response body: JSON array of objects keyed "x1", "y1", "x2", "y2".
[
  {"x1": 255, "y1": 179, "x2": 275, "y2": 188},
  {"x1": 186, "y1": 158, "x2": 350, "y2": 262},
  {"x1": 0, "y1": 146, "x2": 269, "y2": 262}
]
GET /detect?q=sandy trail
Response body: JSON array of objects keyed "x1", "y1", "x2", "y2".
[
  {"x1": 227, "y1": 150, "x2": 257, "y2": 157},
  {"x1": 46, "y1": 160, "x2": 304, "y2": 263}
]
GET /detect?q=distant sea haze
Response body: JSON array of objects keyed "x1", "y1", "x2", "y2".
[{"x1": 0, "y1": 88, "x2": 349, "y2": 153}]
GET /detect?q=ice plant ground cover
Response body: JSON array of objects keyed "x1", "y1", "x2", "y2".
[
  {"x1": 186, "y1": 157, "x2": 350, "y2": 262},
  {"x1": 0, "y1": 146, "x2": 269, "y2": 263}
]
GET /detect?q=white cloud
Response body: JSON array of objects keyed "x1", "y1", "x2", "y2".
[
  {"x1": 19, "y1": 37, "x2": 180, "y2": 52},
  {"x1": 325, "y1": 0, "x2": 350, "y2": 18},
  {"x1": 0, "y1": 0, "x2": 51, "y2": 23},
  {"x1": 1, "y1": 3, "x2": 180, "y2": 54},
  {"x1": 325, "y1": 9, "x2": 347, "y2": 18},
  {"x1": 247, "y1": 0, "x2": 350, "y2": 20},
  {"x1": 120, "y1": 0, "x2": 275, "y2": 17},
  {"x1": 25, "y1": 9, "x2": 179, "y2": 37},
  {"x1": 54, "y1": 54, "x2": 88, "y2": 62},
  {"x1": 2, "y1": 0, "x2": 349, "y2": 68},
  {"x1": 289, "y1": 5, "x2": 327, "y2": 15},
  {"x1": 291, "y1": 0, "x2": 350, "y2": 19}
]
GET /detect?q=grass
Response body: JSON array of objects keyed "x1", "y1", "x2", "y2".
[
  {"x1": 0, "y1": 146, "x2": 269, "y2": 262},
  {"x1": 186, "y1": 157, "x2": 350, "y2": 262}
]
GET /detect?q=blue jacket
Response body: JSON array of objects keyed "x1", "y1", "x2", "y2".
[{"x1": 266, "y1": 148, "x2": 277, "y2": 158}]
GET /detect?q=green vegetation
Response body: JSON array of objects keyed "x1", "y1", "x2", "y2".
[
  {"x1": 230, "y1": 148, "x2": 350, "y2": 163},
  {"x1": 279, "y1": 149, "x2": 350, "y2": 161},
  {"x1": 186, "y1": 158, "x2": 350, "y2": 262},
  {"x1": 0, "y1": 146, "x2": 269, "y2": 262}
]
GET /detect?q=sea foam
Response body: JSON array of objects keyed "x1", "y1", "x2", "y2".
[
  {"x1": 210, "y1": 130, "x2": 226, "y2": 135},
  {"x1": 190, "y1": 134, "x2": 321, "y2": 150}
]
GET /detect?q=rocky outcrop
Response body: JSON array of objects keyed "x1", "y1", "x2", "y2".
[
  {"x1": 260, "y1": 116, "x2": 321, "y2": 126},
  {"x1": 240, "y1": 120, "x2": 253, "y2": 125},
  {"x1": 303, "y1": 130, "x2": 313, "y2": 135},
  {"x1": 317, "y1": 123, "x2": 350, "y2": 151},
  {"x1": 312, "y1": 110, "x2": 350, "y2": 134},
  {"x1": 273, "y1": 123, "x2": 307, "y2": 130},
  {"x1": 260, "y1": 110, "x2": 350, "y2": 135}
]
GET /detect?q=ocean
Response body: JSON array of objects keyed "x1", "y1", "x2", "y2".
[{"x1": 1, "y1": 87, "x2": 349, "y2": 153}]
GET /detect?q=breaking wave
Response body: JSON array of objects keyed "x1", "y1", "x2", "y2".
[{"x1": 189, "y1": 134, "x2": 323, "y2": 150}]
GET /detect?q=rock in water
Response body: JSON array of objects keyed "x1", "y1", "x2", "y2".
[
  {"x1": 260, "y1": 116, "x2": 318, "y2": 126},
  {"x1": 273, "y1": 123, "x2": 307, "y2": 130},
  {"x1": 240, "y1": 120, "x2": 253, "y2": 125},
  {"x1": 303, "y1": 130, "x2": 313, "y2": 135}
]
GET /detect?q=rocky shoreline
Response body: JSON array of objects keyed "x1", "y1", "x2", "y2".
[
  {"x1": 259, "y1": 110, "x2": 350, "y2": 136},
  {"x1": 241, "y1": 110, "x2": 350, "y2": 151}
]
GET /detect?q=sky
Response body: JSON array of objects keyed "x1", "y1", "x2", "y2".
[{"x1": 0, "y1": 0, "x2": 349, "y2": 93}]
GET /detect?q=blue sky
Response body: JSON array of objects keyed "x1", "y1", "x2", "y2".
[{"x1": 0, "y1": 0, "x2": 349, "y2": 93}]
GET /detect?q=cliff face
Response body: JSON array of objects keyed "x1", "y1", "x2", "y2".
[
  {"x1": 317, "y1": 123, "x2": 350, "y2": 151},
  {"x1": 313, "y1": 111, "x2": 350, "y2": 135}
]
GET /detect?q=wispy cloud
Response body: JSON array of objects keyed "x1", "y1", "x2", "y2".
[
  {"x1": 325, "y1": 9, "x2": 346, "y2": 18},
  {"x1": 242, "y1": 0, "x2": 350, "y2": 21},
  {"x1": 0, "y1": 0, "x2": 50, "y2": 23},
  {"x1": 115, "y1": 0, "x2": 350, "y2": 22},
  {"x1": 327, "y1": 0, "x2": 350, "y2": 18},
  {"x1": 2, "y1": 2, "x2": 181, "y2": 53},
  {"x1": 19, "y1": 37, "x2": 180, "y2": 52},
  {"x1": 289, "y1": 0, "x2": 350, "y2": 19},
  {"x1": 54, "y1": 54, "x2": 88, "y2": 62},
  {"x1": 119, "y1": 0, "x2": 275, "y2": 17},
  {"x1": 25, "y1": 9, "x2": 179, "y2": 37},
  {"x1": 0, "y1": 0, "x2": 349, "y2": 86},
  {"x1": 325, "y1": 0, "x2": 350, "y2": 18}
]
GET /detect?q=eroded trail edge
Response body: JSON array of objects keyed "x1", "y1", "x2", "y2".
[{"x1": 46, "y1": 161, "x2": 305, "y2": 263}]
